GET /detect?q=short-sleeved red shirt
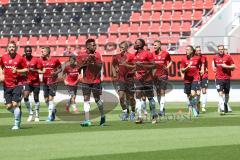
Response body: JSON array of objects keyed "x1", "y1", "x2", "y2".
[
  {"x1": 0, "y1": 53, "x2": 27, "y2": 88},
  {"x1": 213, "y1": 54, "x2": 234, "y2": 80},
  {"x1": 42, "y1": 57, "x2": 61, "y2": 85},
  {"x1": 152, "y1": 50, "x2": 171, "y2": 78},
  {"x1": 77, "y1": 51, "x2": 102, "y2": 84},
  {"x1": 181, "y1": 55, "x2": 201, "y2": 83},
  {"x1": 63, "y1": 64, "x2": 80, "y2": 86}
]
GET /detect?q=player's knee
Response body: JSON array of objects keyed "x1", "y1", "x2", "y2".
[
  {"x1": 12, "y1": 102, "x2": 18, "y2": 108},
  {"x1": 6, "y1": 104, "x2": 12, "y2": 110}
]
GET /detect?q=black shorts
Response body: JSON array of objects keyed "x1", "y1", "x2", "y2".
[
  {"x1": 67, "y1": 85, "x2": 78, "y2": 96},
  {"x1": 4, "y1": 86, "x2": 23, "y2": 104},
  {"x1": 184, "y1": 81, "x2": 201, "y2": 95},
  {"x1": 154, "y1": 76, "x2": 168, "y2": 91},
  {"x1": 201, "y1": 78, "x2": 208, "y2": 88},
  {"x1": 81, "y1": 83, "x2": 102, "y2": 97},
  {"x1": 23, "y1": 84, "x2": 40, "y2": 95},
  {"x1": 43, "y1": 83, "x2": 58, "y2": 97},
  {"x1": 114, "y1": 81, "x2": 135, "y2": 94},
  {"x1": 215, "y1": 79, "x2": 230, "y2": 94},
  {"x1": 135, "y1": 80, "x2": 154, "y2": 97}
]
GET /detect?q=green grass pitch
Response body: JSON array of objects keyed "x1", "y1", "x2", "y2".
[{"x1": 1, "y1": 102, "x2": 240, "y2": 160}]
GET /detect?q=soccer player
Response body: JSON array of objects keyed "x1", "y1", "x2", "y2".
[
  {"x1": 152, "y1": 40, "x2": 172, "y2": 116},
  {"x1": 41, "y1": 46, "x2": 62, "y2": 121},
  {"x1": 212, "y1": 45, "x2": 235, "y2": 115},
  {"x1": 195, "y1": 46, "x2": 208, "y2": 112},
  {"x1": 112, "y1": 41, "x2": 136, "y2": 121},
  {"x1": 78, "y1": 39, "x2": 105, "y2": 126},
  {"x1": 180, "y1": 45, "x2": 201, "y2": 117},
  {"x1": 128, "y1": 39, "x2": 157, "y2": 124},
  {"x1": 63, "y1": 55, "x2": 80, "y2": 113},
  {"x1": 0, "y1": 41, "x2": 28, "y2": 129},
  {"x1": 22, "y1": 46, "x2": 44, "y2": 122}
]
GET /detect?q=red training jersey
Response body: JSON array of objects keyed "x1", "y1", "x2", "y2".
[
  {"x1": 112, "y1": 52, "x2": 135, "y2": 82},
  {"x1": 213, "y1": 54, "x2": 234, "y2": 80},
  {"x1": 63, "y1": 64, "x2": 80, "y2": 86},
  {"x1": 42, "y1": 57, "x2": 61, "y2": 85},
  {"x1": 0, "y1": 53, "x2": 27, "y2": 88},
  {"x1": 77, "y1": 51, "x2": 102, "y2": 84},
  {"x1": 152, "y1": 50, "x2": 171, "y2": 78},
  {"x1": 23, "y1": 56, "x2": 43, "y2": 86},
  {"x1": 127, "y1": 50, "x2": 154, "y2": 81},
  {"x1": 181, "y1": 55, "x2": 201, "y2": 83}
]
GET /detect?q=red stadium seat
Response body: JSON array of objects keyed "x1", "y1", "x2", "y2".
[
  {"x1": 77, "y1": 36, "x2": 87, "y2": 45},
  {"x1": 139, "y1": 23, "x2": 149, "y2": 33},
  {"x1": 57, "y1": 36, "x2": 67, "y2": 46},
  {"x1": 173, "y1": 1, "x2": 183, "y2": 10},
  {"x1": 130, "y1": 12, "x2": 141, "y2": 22},
  {"x1": 182, "y1": 11, "x2": 192, "y2": 21},
  {"x1": 161, "y1": 11, "x2": 172, "y2": 21},
  {"x1": 38, "y1": 36, "x2": 48, "y2": 46},
  {"x1": 152, "y1": 1, "x2": 162, "y2": 10},
  {"x1": 28, "y1": 36, "x2": 38, "y2": 46},
  {"x1": 118, "y1": 34, "x2": 128, "y2": 43},
  {"x1": 48, "y1": 36, "x2": 57, "y2": 46},
  {"x1": 172, "y1": 11, "x2": 182, "y2": 21},
  {"x1": 141, "y1": 1, "x2": 152, "y2": 11},
  {"x1": 160, "y1": 33, "x2": 169, "y2": 44},
  {"x1": 18, "y1": 47, "x2": 24, "y2": 55},
  {"x1": 193, "y1": 10, "x2": 203, "y2": 20},
  {"x1": 141, "y1": 12, "x2": 151, "y2": 22},
  {"x1": 183, "y1": 0, "x2": 193, "y2": 10},
  {"x1": 163, "y1": 1, "x2": 172, "y2": 10},
  {"x1": 97, "y1": 34, "x2": 107, "y2": 45},
  {"x1": 171, "y1": 22, "x2": 181, "y2": 32},
  {"x1": 9, "y1": 37, "x2": 19, "y2": 43},
  {"x1": 0, "y1": 37, "x2": 9, "y2": 47},
  {"x1": 204, "y1": 0, "x2": 214, "y2": 10},
  {"x1": 170, "y1": 33, "x2": 180, "y2": 44},
  {"x1": 161, "y1": 22, "x2": 171, "y2": 33},
  {"x1": 128, "y1": 35, "x2": 138, "y2": 43},
  {"x1": 35, "y1": 47, "x2": 42, "y2": 56},
  {"x1": 67, "y1": 36, "x2": 77, "y2": 45},
  {"x1": 149, "y1": 23, "x2": 161, "y2": 33},
  {"x1": 18, "y1": 37, "x2": 28, "y2": 46},
  {"x1": 55, "y1": 47, "x2": 65, "y2": 56},
  {"x1": 0, "y1": 47, "x2": 6, "y2": 55},
  {"x1": 129, "y1": 24, "x2": 139, "y2": 33},
  {"x1": 151, "y1": 12, "x2": 161, "y2": 21},
  {"x1": 118, "y1": 23, "x2": 129, "y2": 33},
  {"x1": 108, "y1": 24, "x2": 119, "y2": 33},
  {"x1": 108, "y1": 35, "x2": 118, "y2": 43},
  {"x1": 181, "y1": 22, "x2": 191, "y2": 32},
  {"x1": 194, "y1": 0, "x2": 204, "y2": 9}
]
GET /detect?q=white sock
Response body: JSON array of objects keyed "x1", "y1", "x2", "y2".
[
  {"x1": 136, "y1": 99, "x2": 142, "y2": 118},
  {"x1": 160, "y1": 96, "x2": 165, "y2": 111},
  {"x1": 48, "y1": 101, "x2": 55, "y2": 117},
  {"x1": 201, "y1": 93, "x2": 207, "y2": 108},
  {"x1": 25, "y1": 101, "x2": 33, "y2": 115},
  {"x1": 35, "y1": 102, "x2": 40, "y2": 117},
  {"x1": 13, "y1": 107, "x2": 21, "y2": 122},
  {"x1": 218, "y1": 95, "x2": 225, "y2": 111}
]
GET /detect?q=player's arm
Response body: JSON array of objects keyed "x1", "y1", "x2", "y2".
[
  {"x1": 52, "y1": 60, "x2": 62, "y2": 76},
  {"x1": 0, "y1": 58, "x2": 4, "y2": 81},
  {"x1": 212, "y1": 60, "x2": 217, "y2": 72},
  {"x1": 180, "y1": 61, "x2": 192, "y2": 73},
  {"x1": 13, "y1": 58, "x2": 28, "y2": 73},
  {"x1": 221, "y1": 56, "x2": 235, "y2": 70},
  {"x1": 111, "y1": 57, "x2": 118, "y2": 78}
]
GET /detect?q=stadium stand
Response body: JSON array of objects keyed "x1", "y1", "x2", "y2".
[{"x1": 0, "y1": 0, "x2": 225, "y2": 55}]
